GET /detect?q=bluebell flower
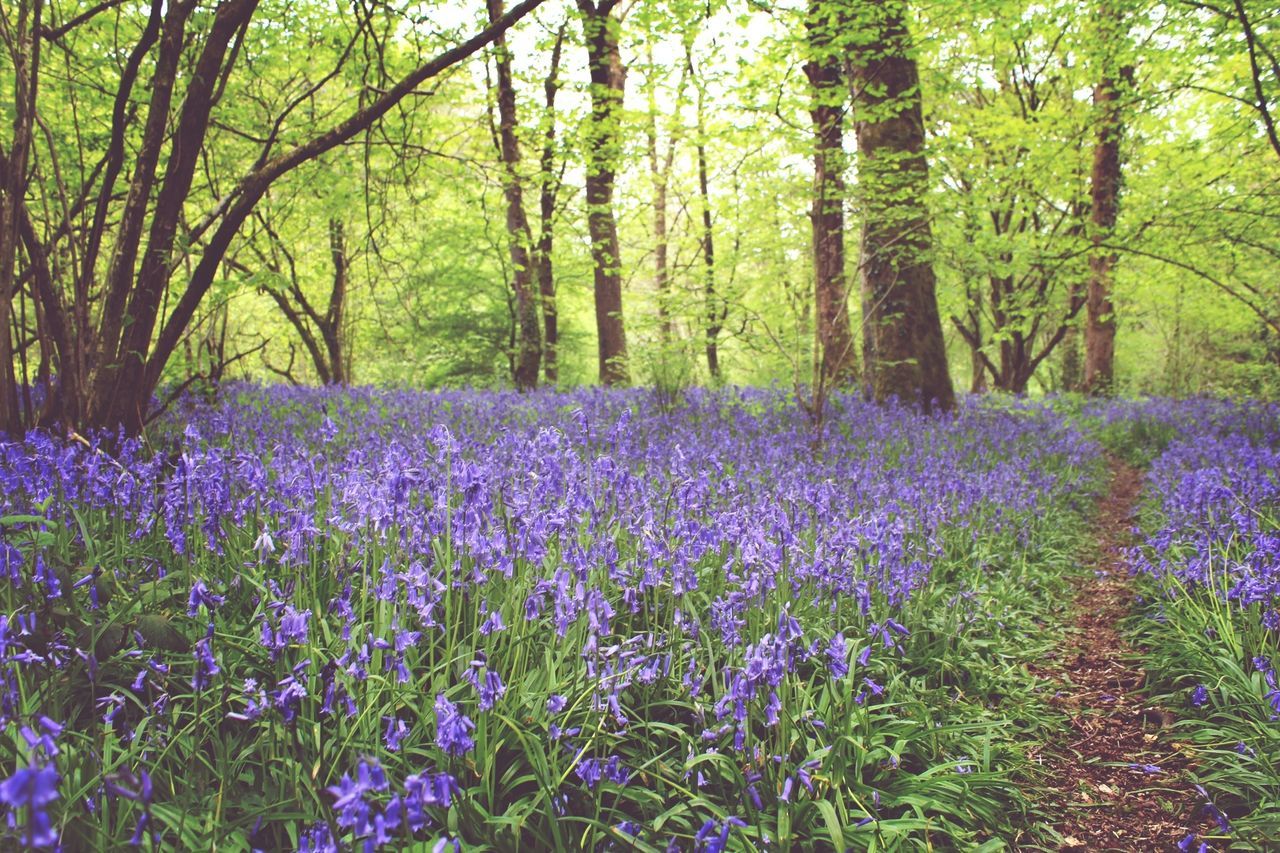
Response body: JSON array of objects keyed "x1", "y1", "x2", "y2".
[
  {"x1": 466, "y1": 664, "x2": 505, "y2": 712},
  {"x1": 192, "y1": 625, "x2": 220, "y2": 691},
  {"x1": 186, "y1": 580, "x2": 225, "y2": 617},
  {"x1": 0, "y1": 764, "x2": 59, "y2": 808},
  {"x1": 827, "y1": 632, "x2": 849, "y2": 679},
  {"x1": 434, "y1": 694, "x2": 475, "y2": 757},
  {"x1": 0, "y1": 764, "x2": 59, "y2": 847},
  {"x1": 384, "y1": 716, "x2": 409, "y2": 752}
]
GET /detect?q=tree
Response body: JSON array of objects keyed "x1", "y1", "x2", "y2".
[
  {"x1": 536, "y1": 22, "x2": 569, "y2": 384},
  {"x1": 0, "y1": 0, "x2": 545, "y2": 435},
  {"x1": 688, "y1": 46, "x2": 728, "y2": 381},
  {"x1": 643, "y1": 39, "x2": 685, "y2": 347},
  {"x1": 487, "y1": 0, "x2": 543, "y2": 390},
  {"x1": 1084, "y1": 2, "x2": 1134, "y2": 395},
  {"x1": 249, "y1": 215, "x2": 351, "y2": 385},
  {"x1": 804, "y1": 0, "x2": 858, "y2": 390},
  {"x1": 848, "y1": 0, "x2": 955, "y2": 411},
  {"x1": 927, "y1": 6, "x2": 1093, "y2": 395},
  {"x1": 578, "y1": 0, "x2": 630, "y2": 385}
]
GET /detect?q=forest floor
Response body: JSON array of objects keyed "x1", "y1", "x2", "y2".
[{"x1": 1031, "y1": 459, "x2": 1207, "y2": 850}]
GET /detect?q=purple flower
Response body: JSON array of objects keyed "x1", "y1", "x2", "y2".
[
  {"x1": 826, "y1": 632, "x2": 849, "y2": 679},
  {"x1": 326, "y1": 759, "x2": 389, "y2": 837},
  {"x1": 465, "y1": 664, "x2": 506, "y2": 712},
  {"x1": 0, "y1": 764, "x2": 59, "y2": 847},
  {"x1": 615, "y1": 820, "x2": 641, "y2": 837},
  {"x1": 298, "y1": 822, "x2": 336, "y2": 853},
  {"x1": 384, "y1": 716, "x2": 409, "y2": 752},
  {"x1": 434, "y1": 693, "x2": 475, "y2": 757},
  {"x1": 0, "y1": 765, "x2": 59, "y2": 808},
  {"x1": 479, "y1": 605, "x2": 506, "y2": 636},
  {"x1": 192, "y1": 625, "x2": 220, "y2": 691},
  {"x1": 187, "y1": 580, "x2": 225, "y2": 616}
]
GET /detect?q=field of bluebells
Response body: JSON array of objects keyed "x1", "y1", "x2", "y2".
[
  {"x1": 0, "y1": 386, "x2": 1118, "y2": 850},
  {"x1": 4, "y1": 385, "x2": 1274, "y2": 850},
  {"x1": 1113, "y1": 399, "x2": 1280, "y2": 848}
]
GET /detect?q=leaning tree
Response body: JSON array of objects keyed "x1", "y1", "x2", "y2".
[{"x1": 0, "y1": 0, "x2": 544, "y2": 435}]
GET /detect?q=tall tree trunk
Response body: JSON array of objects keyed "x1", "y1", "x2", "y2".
[
  {"x1": 488, "y1": 0, "x2": 541, "y2": 390},
  {"x1": 1060, "y1": 197, "x2": 1089, "y2": 392},
  {"x1": 650, "y1": 137, "x2": 673, "y2": 346},
  {"x1": 849, "y1": 0, "x2": 955, "y2": 412},
  {"x1": 94, "y1": 0, "x2": 258, "y2": 433},
  {"x1": 578, "y1": 0, "x2": 629, "y2": 385},
  {"x1": 0, "y1": 0, "x2": 42, "y2": 434},
  {"x1": 697, "y1": 137, "x2": 721, "y2": 380},
  {"x1": 690, "y1": 51, "x2": 724, "y2": 381},
  {"x1": 536, "y1": 24, "x2": 566, "y2": 384},
  {"x1": 805, "y1": 0, "x2": 857, "y2": 391},
  {"x1": 1084, "y1": 55, "x2": 1133, "y2": 395},
  {"x1": 646, "y1": 44, "x2": 680, "y2": 347}
]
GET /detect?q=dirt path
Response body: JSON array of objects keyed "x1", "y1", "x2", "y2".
[{"x1": 1032, "y1": 458, "x2": 1204, "y2": 851}]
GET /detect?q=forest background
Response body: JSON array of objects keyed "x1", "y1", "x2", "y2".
[{"x1": 3, "y1": 0, "x2": 1279, "y2": 434}]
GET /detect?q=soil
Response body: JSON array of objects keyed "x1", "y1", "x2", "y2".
[{"x1": 1030, "y1": 457, "x2": 1211, "y2": 851}]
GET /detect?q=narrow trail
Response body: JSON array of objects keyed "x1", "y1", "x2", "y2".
[{"x1": 1032, "y1": 458, "x2": 1204, "y2": 851}]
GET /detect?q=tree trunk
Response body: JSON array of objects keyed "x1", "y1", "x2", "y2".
[
  {"x1": 650, "y1": 136, "x2": 673, "y2": 346},
  {"x1": 324, "y1": 219, "x2": 349, "y2": 384},
  {"x1": 849, "y1": 0, "x2": 955, "y2": 412},
  {"x1": 536, "y1": 24, "x2": 566, "y2": 384},
  {"x1": 697, "y1": 139, "x2": 721, "y2": 380},
  {"x1": 250, "y1": 215, "x2": 348, "y2": 385},
  {"x1": 0, "y1": 0, "x2": 42, "y2": 434},
  {"x1": 93, "y1": 0, "x2": 258, "y2": 434},
  {"x1": 1060, "y1": 198, "x2": 1089, "y2": 393},
  {"x1": 690, "y1": 52, "x2": 724, "y2": 381},
  {"x1": 1061, "y1": 282, "x2": 1083, "y2": 392},
  {"x1": 578, "y1": 0, "x2": 629, "y2": 385},
  {"x1": 805, "y1": 0, "x2": 857, "y2": 391},
  {"x1": 1084, "y1": 60, "x2": 1133, "y2": 396},
  {"x1": 646, "y1": 44, "x2": 681, "y2": 347},
  {"x1": 964, "y1": 284, "x2": 987, "y2": 393},
  {"x1": 489, "y1": 0, "x2": 541, "y2": 390}
]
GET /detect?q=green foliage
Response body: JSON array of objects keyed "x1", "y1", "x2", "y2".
[
  {"x1": 6, "y1": 0, "x2": 1279, "y2": 404},
  {"x1": 1091, "y1": 410, "x2": 1181, "y2": 467},
  {"x1": 1129, "y1": 546, "x2": 1280, "y2": 849}
]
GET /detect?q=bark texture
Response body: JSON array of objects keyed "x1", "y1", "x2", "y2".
[
  {"x1": 849, "y1": 0, "x2": 954, "y2": 412},
  {"x1": 579, "y1": 0, "x2": 629, "y2": 385},
  {"x1": 255, "y1": 217, "x2": 350, "y2": 385},
  {"x1": 805, "y1": 0, "x2": 858, "y2": 390},
  {"x1": 1084, "y1": 63, "x2": 1133, "y2": 396},
  {"x1": 0, "y1": 0, "x2": 42, "y2": 434},
  {"x1": 646, "y1": 46, "x2": 682, "y2": 347}
]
